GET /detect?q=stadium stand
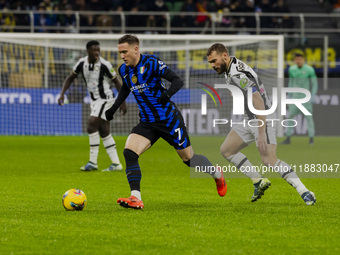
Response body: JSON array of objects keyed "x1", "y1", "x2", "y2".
[{"x1": 0, "y1": 0, "x2": 338, "y2": 35}]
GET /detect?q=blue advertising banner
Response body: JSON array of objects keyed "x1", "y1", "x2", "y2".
[
  {"x1": 0, "y1": 88, "x2": 82, "y2": 135},
  {"x1": 0, "y1": 88, "x2": 195, "y2": 135}
]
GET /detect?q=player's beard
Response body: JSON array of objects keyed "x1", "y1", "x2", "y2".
[{"x1": 216, "y1": 61, "x2": 227, "y2": 74}]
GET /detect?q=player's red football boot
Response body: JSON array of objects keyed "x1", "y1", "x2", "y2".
[
  {"x1": 214, "y1": 167, "x2": 227, "y2": 197},
  {"x1": 117, "y1": 195, "x2": 144, "y2": 209}
]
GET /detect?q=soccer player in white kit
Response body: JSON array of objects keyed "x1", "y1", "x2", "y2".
[
  {"x1": 58, "y1": 40, "x2": 126, "y2": 172},
  {"x1": 206, "y1": 43, "x2": 316, "y2": 205}
]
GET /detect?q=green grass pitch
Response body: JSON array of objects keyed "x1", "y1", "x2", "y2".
[{"x1": 0, "y1": 136, "x2": 339, "y2": 254}]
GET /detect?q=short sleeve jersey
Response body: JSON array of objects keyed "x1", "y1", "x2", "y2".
[
  {"x1": 73, "y1": 56, "x2": 117, "y2": 101},
  {"x1": 224, "y1": 57, "x2": 276, "y2": 120},
  {"x1": 118, "y1": 54, "x2": 178, "y2": 123}
]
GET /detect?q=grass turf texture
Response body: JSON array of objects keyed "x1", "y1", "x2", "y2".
[{"x1": 0, "y1": 136, "x2": 339, "y2": 254}]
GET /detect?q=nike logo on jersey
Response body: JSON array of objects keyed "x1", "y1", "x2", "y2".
[
  {"x1": 178, "y1": 141, "x2": 185, "y2": 146},
  {"x1": 123, "y1": 74, "x2": 128, "y2": 78}
]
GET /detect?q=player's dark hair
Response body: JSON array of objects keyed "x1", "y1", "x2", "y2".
[
  {"x1": 294, "y1": 53, "x2": 304, "y2": 58},
  {"x1": 86, "y1": 40, "x2": 100, "y2": 49},
  {"x1": 206, "y1": 43, "x2": 228, "y2": 56},
  {"x1": 118, "y1": 34, "x2": 140, "y2": 45}
]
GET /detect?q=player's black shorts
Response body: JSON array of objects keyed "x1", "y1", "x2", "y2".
[{"x1": 131, "y1": 111, "x2": 191, "y2": 150}]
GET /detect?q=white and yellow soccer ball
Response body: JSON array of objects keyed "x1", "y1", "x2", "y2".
[{"x1": 62, "y1": 189, "x2": 87, "y2": 211}]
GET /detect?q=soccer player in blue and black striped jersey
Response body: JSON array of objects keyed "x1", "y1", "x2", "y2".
[{"x1": 105, "y1": 34, "x2": 227, "y2": 209}]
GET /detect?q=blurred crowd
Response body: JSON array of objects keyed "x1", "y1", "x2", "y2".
[{"x1": 0, "y1": 0, "x2": 337, "y2": 33}]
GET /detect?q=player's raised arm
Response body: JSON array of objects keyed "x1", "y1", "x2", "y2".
[
  {"x1": 58, "y1": 72, "x2": 77, "y2": 106},
  {"x1": 158, "y1": 69, "x2": 184, "y2": 105}
]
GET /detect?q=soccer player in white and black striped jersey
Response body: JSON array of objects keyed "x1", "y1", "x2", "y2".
[
  {"x1": 206, "y1": 43, "x2": 316, "y2": 205},
  {"x1": 58, "y1": 40, "x2": 127, "y2": 172}
]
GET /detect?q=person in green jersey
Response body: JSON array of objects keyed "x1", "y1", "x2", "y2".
[{"x1": 281, "y1": 53, "x2": 318, "y2": 145}]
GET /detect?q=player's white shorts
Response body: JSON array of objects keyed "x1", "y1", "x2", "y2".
[
  {"x1": 90, "y1": 98, "x2": 115, "y2": 121},
  {"x1": 233, "y1": 121, "x2": 277, "y2": 145}
]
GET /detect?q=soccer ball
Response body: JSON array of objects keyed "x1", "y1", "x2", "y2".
[{"x1": 62, "y1": 189, "x2": 87, "y2": 211}]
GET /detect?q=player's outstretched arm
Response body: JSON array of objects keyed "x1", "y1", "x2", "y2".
[
  {"x1": 112, "y1": 77, "x2": 127, "y2": 115},
  {"x1": 252, "y1": 91, "x2": 267, "y2": 154},
  {"x1": 310, "y1": 67, "x2": 318, "y2": 97},
  {"x1": 105, "y1": 82, "x2": 130, "y2": 121},
  {"x1": 158, "y1": 69, "x2": 184, "y2": 105},
  {"x1": 58, "y1": 72, "x2": 77, "y2": 106},
  {"x1": 288, "y1": 67, "x2": 293, "y2": 86}
]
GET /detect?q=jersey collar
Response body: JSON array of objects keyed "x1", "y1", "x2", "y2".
[
  {"x1": 133, "y1": 54, "x2": 143, "y2": 68},
  {"x1": 225, "y1": 56, "x2": 234, "y2": 75},
  {"x1": 87, "y1": 56, "x2": 100, "y2": 65}
]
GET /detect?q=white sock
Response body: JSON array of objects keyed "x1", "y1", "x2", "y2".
[
  {"x1": 131, "y1": 190, "x2": 141, "y2": 200},
  {"x1": 89, "y1": 132, "x2": 100, "y2": 164},
  {"x1": 212, "y1": 167, "x2": 222, "y2": 179},
  {"x1": 274, "y1": 159, "x2": 308, "y2": 195},
  {"x1": 102, "y1": 135, "x2": 120, "y2": 164},
  {"x1": 226, "y1": 152, "x2": 263, "y2": 184}
]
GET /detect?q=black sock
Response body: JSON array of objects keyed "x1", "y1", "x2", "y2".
[
  {"x1": 123, "y1": 149, "x2": 141, "y2": 192},
  {"x1": 184, "y1": 154, "x2": 216, "y2": 176}
]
